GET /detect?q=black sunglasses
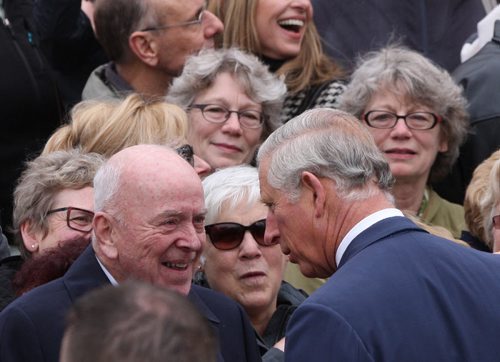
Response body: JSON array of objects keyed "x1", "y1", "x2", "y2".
[{"x1": 205, "y1": 219, "x2": 277, "y2": 250}]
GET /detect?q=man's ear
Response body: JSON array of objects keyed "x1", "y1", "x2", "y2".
[
  {"x1": 301, "y1": 171, "x2": 326, "y2": 218},
  {"x1": 128, "y1": 31, "x2": 159, "y2": 67},
  {"x1": 20, "y1": 220, "x2": 41, "y2": 252},
  {"x1": 93, "y1": 213, "x2": 119, "y2": 260}
]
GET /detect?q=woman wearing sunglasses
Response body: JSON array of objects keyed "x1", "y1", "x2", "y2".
[{"x1": 196, "y1": 165, "x2": 306, "y2": 355}]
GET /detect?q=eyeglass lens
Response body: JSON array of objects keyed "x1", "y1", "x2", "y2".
[
  {"x1": 192, "y1": 104, "x2": 263, "y2": 129},
  {"x1": 67, "y1": 207, "x2": 94, "y2": 232},
  {"x1": 47, "y1": 207, "x2": 94, "y2": 232},
  {"x1": 205, "y1": 219, "x2": 271, "y2": 250},
  {"x1": 365, "y1": 111, "x2": 438, "y2": 130}
]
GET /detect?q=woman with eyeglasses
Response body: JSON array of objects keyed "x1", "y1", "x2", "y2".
[
  {"x1": 166, "y1": 48, "x2": 286, "y2": 173},
  {"x1": 208, "y1": 0, "x2": 346, "y2": 125},
  {"x1": 195, "y1": 165, "x2": 307, "y2": 355},
  {"x1": 0, "y1": 150, "x2": 104, "y2": 311},
  {"x1": 340, "y1": 46, "x2": 469, "y2": 239}
]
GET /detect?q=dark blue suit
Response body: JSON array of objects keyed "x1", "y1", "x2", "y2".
[
  {"x1": 0, "y1": 246, "x2": 260, "y2": 362},
  {"x1": 285, "y1": 217, "x2": 500, "y2": 361}
]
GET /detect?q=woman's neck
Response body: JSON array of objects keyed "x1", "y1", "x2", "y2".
[
  {"x1": 392, "y1": 178, "x2": 428, "y2": 215},
  {"x1": 247, "y1": 303, "x2": 276, "y2": 336}
]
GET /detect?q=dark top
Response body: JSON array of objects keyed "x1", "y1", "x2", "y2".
[
  {"x1": 194, "y1": 272, "x2": 307, "y2": 356},
  {"x1": 0, "y1": 0, "x2": 62, "y2": 234},
  {"x1": 33, "y1": 0, "x2": 107, "y2": 109},
  {"x1": 0, "y1": 255, "x2": 22, "y2": 312},
  {"x1": 433, "y1": 20, "x2": 500, "y2": 204},
  {"x1": 312, "y1": 0, "x2": 485, "y2": 73},
  {"x1": 286, "y1": 216, "x2": 500, "y2": 360},
  {"x1": 0, "y1": 246, "x2": 261, "y2": 362}
]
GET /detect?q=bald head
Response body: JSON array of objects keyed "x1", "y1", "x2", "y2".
[{"x1": 94, "y1": 144, "x2": 199, "y2": 213}]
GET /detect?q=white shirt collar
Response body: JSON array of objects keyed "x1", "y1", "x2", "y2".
[
  {"x1": 335, "y1": 208, "x2": 404, "y2": 266},
  {"x1": 96, "y1": 256, "x2": 119, "y2": 286}
]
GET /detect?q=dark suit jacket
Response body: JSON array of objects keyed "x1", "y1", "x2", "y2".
[
  {"x1": 285, "y1": 216, "x2": 500, "y2": 361},
  {"x1": 0, "y1": 246, "x2": 261, "y2": 362}
]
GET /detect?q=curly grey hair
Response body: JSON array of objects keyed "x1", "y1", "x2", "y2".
[
  {"x1": 166, "y1": 48, "x2": 287, "y2": 140},
  {"x1": 257, "y1": 108, "x2": 394, "y2": 203},
  {"x1": 339, "y1": 46, "x2": 469, "y2": 183},
  {"x1": 12, "y1": 149, "x2": 105, "y2": 258}
]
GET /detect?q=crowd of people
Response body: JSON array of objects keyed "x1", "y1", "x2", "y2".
[{"x1": 1, "y1": 0, "x2": 500, "y2": 361}]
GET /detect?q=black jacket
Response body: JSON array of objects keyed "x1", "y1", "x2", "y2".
[
  {"x1": 433, "y1": 20, "x2": 500, "y2": 204},
  {"x1": 0, "y1": 0, "x2": 62, "y2": 233},
  {"x1": 34, "y1": 0, "x2": 107, "y2": 108}
]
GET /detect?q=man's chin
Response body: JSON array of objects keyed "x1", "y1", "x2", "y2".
[{"x1": 298, "y1": 262, "x2": 331, "y2": 279}]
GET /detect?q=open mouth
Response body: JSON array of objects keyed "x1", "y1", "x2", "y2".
[
  {"x1": 278, "y1": 19, "x2": 304, "y2": 33},
  {"x1": 386, "y1": 149, "x2": 416, "y2": 155},
  {"x1": 162, "y1": 262, "x2": 189, "y2": 271}
]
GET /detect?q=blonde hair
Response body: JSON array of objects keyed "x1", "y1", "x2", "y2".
[
  {"x1": 464, "y1": 150, "x2": 500, "y2": 248},
  {"x1": 44, "y1": 94, "x2": 188, "y2": 157},
  {"x1": 480, "y1": 156, "x2": 500, "y2": 249},
  {"x1": 208, "y1": 0, "x2": 343, "y2": 93}
]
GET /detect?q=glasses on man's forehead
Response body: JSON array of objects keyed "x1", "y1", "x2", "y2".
[
  {"x1": 140, "y1": 1, "x2": 207, "y2": 32},
  {"x1": 205, "y1": 219, "x2": 278, "y2": 251},
  {"x1": 46, "y1": 207, "x2": 94, "y2": 233},
  {"x1": 176, "y1": 144, "x2": 194, "y2": 167}
]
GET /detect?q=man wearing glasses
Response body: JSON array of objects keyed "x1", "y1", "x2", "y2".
[
  {"x1": 0, "y1": 145, "x2": 260, "y2": 362},
  {"x1": 82, "y1": 0, "x2": 223, "y2": 100}
]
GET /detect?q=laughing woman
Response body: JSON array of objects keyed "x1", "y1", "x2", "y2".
[{"x1": 209, "y1": 0, "x2": 345, "y2": 123}]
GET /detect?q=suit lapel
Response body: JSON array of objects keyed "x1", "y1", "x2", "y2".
[
  {"x1": 338, "y1": 217, "x2": 426, "y2": 268},
  {"x1": 62, "y1": 245, "x2": 110, "y2": 302}
]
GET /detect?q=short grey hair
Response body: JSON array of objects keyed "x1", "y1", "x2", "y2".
[
  {"x1": 339, "y1": 46, "x2": 468, "y2": 183},
  {"x1": 202, "y1": 165, "x2": 261, "y2": 225},
  {"x1": 166, "y1": 48, "x2": 287, "y2": 140},
  {"x1": 12, "y1": 150, "x2": 105, "y2": 258},
  {"x1": 481, "y1": 158, "x2": 500, "y2": 247},
  {"x1": 257, "y1": 108, "x2": 394, "y2": 203},
  {"x1": 93, "y1": 156, "x2": 124, "y2": 216}
]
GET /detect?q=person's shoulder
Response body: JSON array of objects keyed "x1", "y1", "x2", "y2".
[
  {"x1": 81, "y1": 63, "x2": 119, "y2": 101},
  {"x1": 2, "y1": 275, "x2": 68, "y2": 314},
  {"x1": 190, "y1": 284, "x2": 240, "y2": 310}
]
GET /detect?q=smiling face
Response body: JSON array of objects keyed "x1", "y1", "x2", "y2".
[
  {"x1": 96, "y1": 147, "x2": 206, "y2": 296},
  {"x1": 188, "y1": 72, "x2": 263, "y2": 170},
  {"x1": 255, "y1": 0, "x2": 313, "y2": 59},
  {"x1": 203, "y1": 200, "x2": 286, "y2": 323},
  {"x1": 363, "y1": 88, "x2": 448, "y2": 186}
]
